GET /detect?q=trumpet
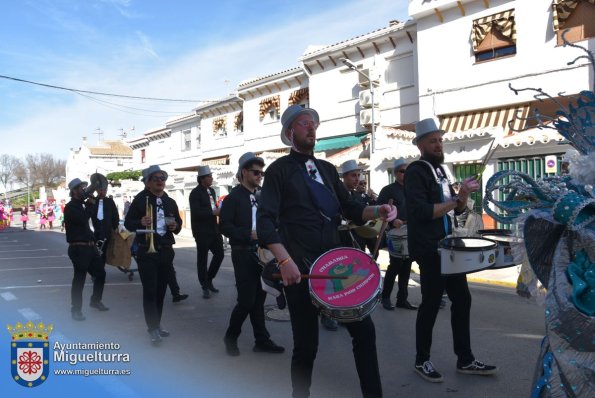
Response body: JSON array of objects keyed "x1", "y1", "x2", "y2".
[{"x1": 145, "y1": 196, "x2": 158, "y2": 253}]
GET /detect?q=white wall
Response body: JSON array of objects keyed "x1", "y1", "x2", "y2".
[{"x1": 415, "y1": 0, "x2": 594, "y2": 117}]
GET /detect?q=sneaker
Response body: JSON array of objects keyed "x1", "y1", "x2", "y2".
[
  {"x1": 71, "y1": 311, "x2": 86, "y2": 321},
  {"x1": 173, "y1": 293, "x2": 189, "y2": 303},
  {"x1": 415, "y1": 361, "x2": 443, "y2": 383},
  {"x1": 202, "y1": 288, "x2": 210, "y2": 299},
  {"x1": 253, "y1": 340, "x2": 285, "y2": 354},
  {"x1": 320, "y1": 315, "x2": 338, "y2": 331},
  {"x1": 381, "y1": 298, "x2": 395, "y2": 310},
  {"x1": 148, "y1": 329, "x2": 162, "y2": 344},
  {"x1": 89, "y1": 301, "x2": 109, "y2": 311},
  {"x1": 224, "y1": 336, "x2": 240, "y2": 356},
  {"x1": 456, "y1": 360, "x2": 498, "y2": 375},
  {"x1": 158, "y1": 328, "x2": 170, "y2": 337}
]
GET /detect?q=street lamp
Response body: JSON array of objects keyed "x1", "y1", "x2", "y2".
[{"x1": 341, "y1": 58, "x2": 377, "y2": 153}]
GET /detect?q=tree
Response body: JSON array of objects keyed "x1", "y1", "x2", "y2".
[
  {"x1": 0, "y1": 154, "x2": 21, "y2": 200},
  {"x1": 24, "y1": 154, "x2": 66, "y2": 188}
]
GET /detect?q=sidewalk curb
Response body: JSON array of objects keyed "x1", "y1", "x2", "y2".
[{"x1": 465, "y1": 277, "x2": 517, "y2": 289}]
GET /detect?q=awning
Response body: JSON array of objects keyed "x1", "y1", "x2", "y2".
[
  {"x1": 315, "y1": 133, "x2": 368, "y2": 152},
  {"x1": 552, "y1": 0, "x2": 595, "y2": 31},
  {"x1": 471, "y1": 9, "x2": 516, "y2": 52},
  {"x1": 174, "y1": 155, "x2": 230, "y2": 172},
  {"x1": 439, "y1": 104, "x2": 530, "y2": 135},
  {"x1": 202, "y1": 155, "x2": 230, "y2": 166}
]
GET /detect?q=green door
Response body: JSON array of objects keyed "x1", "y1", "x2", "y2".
[{"x1": 453, "y1": 163, "x2": 483, "y2": 213}]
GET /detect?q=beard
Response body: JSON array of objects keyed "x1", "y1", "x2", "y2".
[
  {"x1": 293, "y1": 135, "x2": 316, "y2": 154},
  {"x1": 423, "y1": 151, "x2": 444, "y2": 166}
]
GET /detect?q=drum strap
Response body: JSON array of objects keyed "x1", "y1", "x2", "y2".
[{"x1": 413, "y1": 160, "x2": 458, "y2": 234}]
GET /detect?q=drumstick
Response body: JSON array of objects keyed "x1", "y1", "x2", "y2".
[
  {"x1": 271, "y1": 273, "x2": 348, "y2": 280},
  {"x1": 474, "y1": 139, "x2": 497, "y2": 181},
  {"x1": 372, "y1": 199, "x2": 393, "y2": 259}
]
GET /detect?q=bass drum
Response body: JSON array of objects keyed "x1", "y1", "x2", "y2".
[
  {"x1": 309, "y1": 248, "x2": 381, "y2": 322},
  {"x1": 439, "y1": 237, "x2": 497, "y2": 275}
]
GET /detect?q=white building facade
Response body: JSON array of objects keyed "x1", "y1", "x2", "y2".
[
  {"x1": 65, "y1": 1, "x2": 594, "y2": 229},
  {"x1": 409, "y1": 0, "x2": 594, "y2": 224}
]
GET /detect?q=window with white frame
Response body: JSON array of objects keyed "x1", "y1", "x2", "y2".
[{"x1": 182, "y1": 130, "x2": 191, "y2": 151}]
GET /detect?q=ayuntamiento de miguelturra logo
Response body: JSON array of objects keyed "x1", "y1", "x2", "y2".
[{"x1": 7, "y1": 320, "x2": 52, "y2": 387}]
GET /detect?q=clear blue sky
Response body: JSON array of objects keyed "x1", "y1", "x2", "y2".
[{"x1": 0, "y1": 0, "x2": 409, "y2": 160}]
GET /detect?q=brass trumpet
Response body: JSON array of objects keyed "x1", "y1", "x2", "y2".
[{"x1": 145, "y1": 196, "x2": 157, "y2": 253}]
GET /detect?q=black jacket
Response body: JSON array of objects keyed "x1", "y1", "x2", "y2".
[
  {"x1": 404, "y1": 159, "x2": 453, "y2": 259},
  {"x1": 377, "y1": 181, "x2": 407, "y2": 221},
  {"x1": 189, "y1": 185, "x2": 219, "y2": 238},
  {"x1": 64, "y1": 198, "x2": 95, "y2": 243},
  {"x1": 219, "y1": 184, "x2": 258, "y2": 246},
  {"x1": 91, "y1": 197, "x2": 120, "y2": 241},
  {"x1": 124, "y1": 190, "x2": 182, "y2": 247},
  {"x1": 257, "y1": 150, "x2": 365, "y2": 269}
]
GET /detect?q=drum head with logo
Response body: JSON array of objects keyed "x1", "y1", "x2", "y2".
[{"x1": 309, "y1": 248, "x2": 381, "y2": 309}]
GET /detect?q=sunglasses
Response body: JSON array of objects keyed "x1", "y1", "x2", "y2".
[
  {"x1": 150, "y1": 176, "x2": 167, "y2": 182},
  {"x1": 397, "y1": 170, "x2": 406, "y2": 174},
  {"x1": 294, "y1": 120, "x2": 319, "y2": 129},
  {"x1": 248, "y1": 169, "x2": 264, "y2": 177}
]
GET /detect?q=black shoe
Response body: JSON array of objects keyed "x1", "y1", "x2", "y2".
[
  {"x1": 158, "y1": 328, "x2": 170, "y2": 337},
  {"x1": 173, "y1": 293, "x2": 189, "y2": 303},
  {"x1": 224, "y1": 336, "x2": 240, "y2": 356},
  {"x1": 415, "y1": 361, "x2": 443, "y2": 383},
  {"x1": 396, "y1": 301, "x2": 418, "y2": 310},
  {"x1": 149, "y1": 329, "x2": 162, "y2": 344},
  {"x1": 253, "y1": 340, "x2": 285, "y2": 354},
  {"x1": 71, "y1": 311, "x2": 86, "y2": 321},
  {"x1": 207, "y1": 282, "x2": 219, "y2": 293},
  {"x1": 276, "y1": 294, "x2": 286, "y2": 310},
  {"x1": 381, "y1": 298, "x2": 395, "y2": 310},
  {"x1": 202, "y1": 288, "x2": 210, "y2": 299},
  {"x1": 90, "y1": 301, "x2": 109, "y2": 311},
  {"x1": 456, "y1": 360, "x2": 498, "y2": 375},
  {"x1": 320, "y1": 315, "x2": 338, "y2": 331}
]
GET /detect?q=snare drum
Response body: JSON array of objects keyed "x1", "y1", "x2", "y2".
[
  {"x1": 386, "y1": 226, "x2": 408, "y2": 258},
  {"x1": 480, "y1": 233, "x2": 525, "y2": 269},
  {"x1": 309, "y1": 248, "x2": 381, "y2": 322},
  {"x1": 439, "y1": 237, "x2": 497, "y2": 275}
]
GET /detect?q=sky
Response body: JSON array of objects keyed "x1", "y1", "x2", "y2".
[{"x1": 0, "y1": 0, "x2": 410, "y2": 161}]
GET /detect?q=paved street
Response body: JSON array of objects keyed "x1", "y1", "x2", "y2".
[{"x1": 1, "y1": 225, "x2": 545, "y2": 398}]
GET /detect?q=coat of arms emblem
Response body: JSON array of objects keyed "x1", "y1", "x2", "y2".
[{"x1": 7, "y1": 320, "x2": 53, "y2": 387}]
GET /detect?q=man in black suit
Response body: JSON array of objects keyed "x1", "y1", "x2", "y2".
[
  {"x1": 90, "y1": 185, "x2": 120, "y2": 269},
  {"x1": 189, "y1": 165, "x2": 225, "y2": 299}
]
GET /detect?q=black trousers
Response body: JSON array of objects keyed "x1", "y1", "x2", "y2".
[
  {"x1": 381, "y1": 255, "x2": 412, "y2": 303},
  {"x1": 225, "y1": 249, "x2": 269, "y2": 342},
  {"x1": 285, "y1": 281, "x2": 382, "y2": 398},
  {"x1": 67, "y1": 246, "x2": 106, "y2": 312},
  {"x1": 415, "y1": 252, "x2": 474, "y2": 365},
  {"x1": 195, "y1": 235, "x2": 224, "y2": 288},
  {"x1": 136, "y1": 246, "x2": 175, "y2": 331},
  {"x1": 168, "y1": 266, "x2": 182, "y2": 296}
]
